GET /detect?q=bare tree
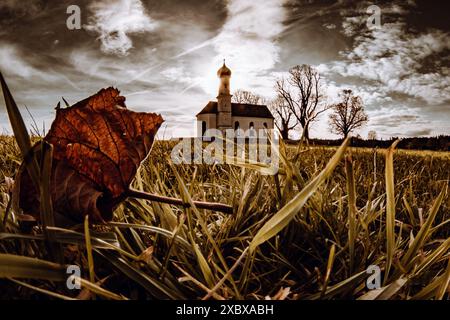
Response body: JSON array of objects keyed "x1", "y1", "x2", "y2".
[
  {"x1": 367, "y1": 130, "x2": 377, "y2": 140},
  {"x1": 232, "y1": 89, "x2": 263, "y2": 104},
  {"x1": 268, "y1": 96, "x2": 297, "y2": 140},
  {"x1": 329, "y1": 89, "x2": 368, "y2": 138},
  {"x1": 275, "y1": 64, "x2": 328, "y2": 140}
]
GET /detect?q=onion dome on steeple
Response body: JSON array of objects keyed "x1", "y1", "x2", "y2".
[{"x1": 217, "y1": 60, "x2": 231, "y2": 78}]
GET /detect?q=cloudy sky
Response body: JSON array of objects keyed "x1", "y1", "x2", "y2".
[{"x1": 0, "y1": 0, "x2": 449, "y2": 139}]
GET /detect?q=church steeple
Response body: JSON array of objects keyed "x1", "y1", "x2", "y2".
[
  {"x1": 216, "y1": 60, "x2": 232, "y2": 130},
  {"x1": 217, "y1": 60, "x2": 232, "y2": 96}
]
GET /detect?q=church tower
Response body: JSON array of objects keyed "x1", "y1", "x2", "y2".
[{"x1": 216, "y1": 60, "x2": 232, "y2": 130}]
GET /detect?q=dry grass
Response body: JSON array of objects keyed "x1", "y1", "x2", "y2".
[{"x1": 0, "y1": 134, "x2": 449, "y2": 300}]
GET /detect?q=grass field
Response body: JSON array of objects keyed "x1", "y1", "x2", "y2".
[{"x1": 0, "y1": 134, "x2": 449, "y2": 300}]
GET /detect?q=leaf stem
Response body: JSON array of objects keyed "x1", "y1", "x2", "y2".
[{"x1": 126, "y1": 188, "x2": 233, "y2": 214}]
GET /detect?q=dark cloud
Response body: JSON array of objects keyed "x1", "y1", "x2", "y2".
[
  {"x1": 371, "y1": 114, "x2": 419, "y2": 127},
  {"x1": 405, "y1": 0, "x2": 450, "y2": 31},
  {"x1": 391, "y1": 128, "x2": 433, "y2": 137}
]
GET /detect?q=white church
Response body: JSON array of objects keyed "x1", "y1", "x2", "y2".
[{"x1": 196, "y1": 62, "x2": 274, "y2": 137}]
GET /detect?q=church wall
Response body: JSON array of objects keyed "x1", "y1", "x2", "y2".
[
  {"x1": 196, "y1": 114, "x2": 217, "y2": 136},
  {"x1": 231, "y1": 116, "x2": 274, "y2": 131}
]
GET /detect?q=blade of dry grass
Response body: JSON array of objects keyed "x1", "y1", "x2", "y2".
[
  {"x1": 358, "y1": 277, "x2": 408, "y2": 300},
  {"x1": 436, "y1": 256, "x2": 450, "y2": 300},
  {"x1": 0, "y1": 254, "x2": 66, "y2": 281},
  {"x1": 320, "y1": 244, "x2": 336, "y2": 298},
  {"x1": 399, "y1": 187, "x2": 447, "y2": 274},
  {"x1": 84, "y1": 215, "x2": 95, "y2": 284},
  {"x1": 39, "y1": 141, "x2": 63, "y2": 263},
  {"x1": 9, "y1": 278, "x2": 77, "y2": 300},
  {"x1": 385, "y1": 139, "x2": 400, "y2": 283},
  {"x1": 202, "y1": 247, "x2": 249, "y2": 300},
  {"x1": 411, "y1": 274, "x2": 444, "y2": 300},
  {"x1": 94, "y1": 249, "x2": 185, "y2": 299},
  {"x1": 308, "y1": 270, "x2": 367, "y2": 300},
  {"x1": 0, "y1": 72, "x2": 39, "y2": 187},
  {"x1": 77, "y1": 277, "x2": 128, "y2": 300},
  {"x1": 345, "y1": 155, "x2": 357, "y2": 272},
  {"x1": 249, "y1": 138, "x2": 349, "y2": 252}
]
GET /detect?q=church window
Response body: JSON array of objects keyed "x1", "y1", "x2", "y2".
[{"x1": 202, "y1": 121, "x2": 207, "y2": 136}]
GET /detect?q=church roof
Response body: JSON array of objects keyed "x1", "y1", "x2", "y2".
[{"x1": 197, "y1": 101, "x2": 274, "y2": 119}]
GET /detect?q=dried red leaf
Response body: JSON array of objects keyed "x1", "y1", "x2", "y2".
[{"x1": 13, "y1": 87, "x2": 163, "y2": 224}]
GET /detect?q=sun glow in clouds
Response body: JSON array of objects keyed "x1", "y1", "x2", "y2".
[{"x1": 185, "y1": 0, "x2": 288, "y2": 97}]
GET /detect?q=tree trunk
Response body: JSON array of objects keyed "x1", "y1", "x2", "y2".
[
  {"x1": 299, "y1": 120, "x2": 309, "y2": 140},
  {"x1": 281, "y1": 123, "x2": 289, "y2": 140},
  {"x1": 303, "y1": 124, "x2": 310, "y2": 140}
]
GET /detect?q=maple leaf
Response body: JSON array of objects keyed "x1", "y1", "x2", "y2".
[{"x1": 14, "y1": 87, "x2": 164, "y2": 224}]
